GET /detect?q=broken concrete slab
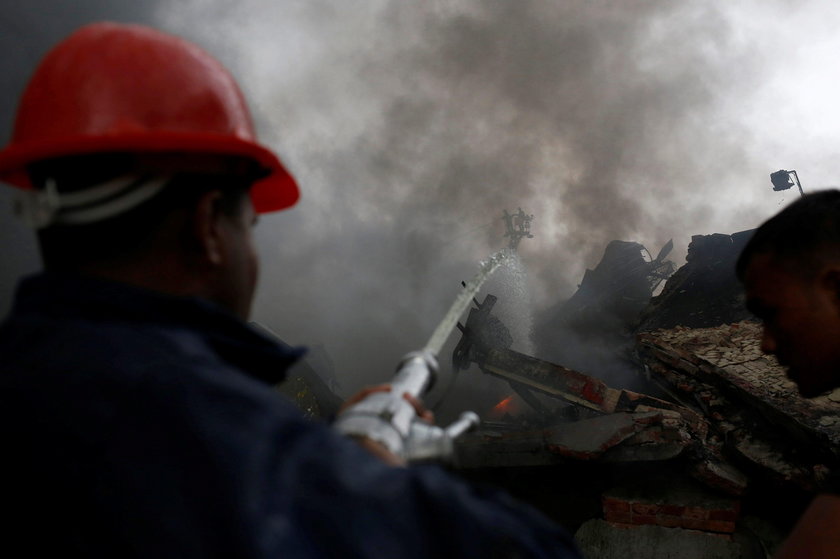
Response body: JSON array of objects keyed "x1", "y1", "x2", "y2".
[{"x1": 545, "y1": 412, "x2": 656, "y2": 460}]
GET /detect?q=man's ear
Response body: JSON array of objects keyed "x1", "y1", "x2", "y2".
[
  {"x1": 193, "y1": 189, "x2": 226, "y2": 266},
  {"x1": 818, "y1": 265, "x2": 840, "y2": 309}
]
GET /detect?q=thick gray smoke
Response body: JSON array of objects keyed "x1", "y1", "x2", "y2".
[
  {"x1": 152, "y1": 1, "x2": 793, "y2": 394},
  {"x1": 3, "y1": 1, "x2": 840, "y2": 400}
]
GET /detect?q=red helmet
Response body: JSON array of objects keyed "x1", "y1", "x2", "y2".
[{"x1": 0, "y1": 22, "x2": 299, "y2": 213}]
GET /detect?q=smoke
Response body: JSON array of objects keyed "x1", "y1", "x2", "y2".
[
  {"x1": 4, "y1": 1, "x2": 840, "y2": 397},
  {"x1": 144, "y1": 0, "x2": 840, "y2": 394}
]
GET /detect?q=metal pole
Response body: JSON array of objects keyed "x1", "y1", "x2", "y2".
[{"x1": 792, "y1": 170, "x2": 804, "y2": 197}]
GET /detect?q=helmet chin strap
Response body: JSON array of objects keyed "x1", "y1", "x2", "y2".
[{"x1": 14, "y1": 175, "x2": 169, "y2": 229}]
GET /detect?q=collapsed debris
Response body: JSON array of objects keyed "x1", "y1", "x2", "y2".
[
  {"x1": 635, "y1": 229, "x2": 840, "y2": 495},
  {"x1": 638, "y1": 321, "x2": 840, "y2": 494},
  {"x1": 600, "y1": 474, "x2": 741, "y2": 534},
  {"x1": 637, "y1": 231, "x2": 755, "y2": 332},
  {"x1": 535, "y1": 239, "x2": 675, "y2": 387},
  {"x1": 451, "y1": 259, "x2": 839, "y2": 556},
  {"x1": 451, "y1": 307, "x2": 766, "y2": 556},
  {"x1": 453, "y1": 293, "x2": 737, "y2": 499},
  {"x1": 272, "y1": 224, "x2": 840, "y2": 556}
]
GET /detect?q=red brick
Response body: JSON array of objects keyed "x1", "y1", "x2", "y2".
[
  {"x1": 682, "y1": 507, "x2": 707, "y2": 521},
  {"x1": 660, "y1": 504, "x2": 685, "y2": 516},
  {"x1": 656, "y1": 515, "x2": 685, "y2": 528},
  {"x1": 703, "y1": 520, "x2": 736, "y2": 534},
  {"x1": 581, "y1": 381, "x2": 605, "y2": 404},
  {"x1": 602, "y1": 497, "x2": 631, "y2": 515},
  {"x1": 681, "y1": 518, "x2": 707, "y2": 531},
  {"x1": 677, "y1": 382, "x2": 695, "y2": 393},
  {"x1": 632, "y1": 502, "x2": 660, "y2": 516}
]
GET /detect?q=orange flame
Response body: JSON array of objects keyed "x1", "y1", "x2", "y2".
[{"x1": 490, "y1": 394, "x2": 518, "y2": 417}]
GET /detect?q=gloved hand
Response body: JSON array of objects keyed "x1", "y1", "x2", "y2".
[
  {"x1": 339, "y1": 385, "x2": 434, "y2": 466},
  {"x1": 334, "y1": 351, "x2": 479, "y2": 463}
]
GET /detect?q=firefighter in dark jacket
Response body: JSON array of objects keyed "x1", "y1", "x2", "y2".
[{"x1": 0, "y1": 22, "x2": 581, "y2": 558}]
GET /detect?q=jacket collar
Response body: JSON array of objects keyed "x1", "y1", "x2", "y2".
[{"x1": 11, "y1": 272, "x2": 305, "y2": 385}]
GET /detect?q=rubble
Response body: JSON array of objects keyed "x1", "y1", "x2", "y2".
[
  {"x1": 534, "y1": 239, "x2": 675, "y2": 383},
  {"x1": 453, "y1": 294, "x2": 721, "y2": 490},
  {"x1": 638, "y1": 321, "x2": 840, "y2": 493},
  {"x1": 637, "y1": 231, "x2": 755, "y2": 331},
  {"x1": 447, "y1": 225, "x2": 840, "y2": 554},
  {"x1": 261, "y1": 216, "x2": 840, "y2": 554},
  {"x1": 457, "y1": 409, "x2": 695, "y2": 468},
  {"x1": 451, "y1": 275, "x2": 830, "y2": 554},
  {"x1": 601, "y1": 475, "x2": 741, "y2": 533},
  {"x1": 688, "y1": 457, "x2": 750, "y2": 497}
]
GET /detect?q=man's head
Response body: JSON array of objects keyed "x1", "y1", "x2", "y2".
[
  {"x1": 30, "y1": 152, "x2": 264, "y2": 319},
  {"x1": 737, "y1": 190, "x2": 840, "y2": 397},
  {"x1": 0, "y1": 23, "x2": 301, "y2": 320}
]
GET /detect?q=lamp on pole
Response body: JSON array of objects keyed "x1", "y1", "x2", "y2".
[{"x1": 770, "y1": 169, "x2": 804, "y2": 197}]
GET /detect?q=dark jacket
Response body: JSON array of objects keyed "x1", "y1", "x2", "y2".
[{"x1": 0, "y1": 273, "x2": 581, "y2": 558}]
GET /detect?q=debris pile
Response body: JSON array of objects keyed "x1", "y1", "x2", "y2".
[
  {"x1": 576, "y1": 473, "x2": 750, "y2": 559},
  {"x1": 637, "y1": 231, "x2": 755, "y2": 332},
  {"x1": 454, "y1": 294, "x2": 738, "y2": 495},
  {"x1": 452, "y1": 322, "x2": 767, "y2": 555},
  {"x1": 638, "y1": 321, "x2": 840, "y2": 493},
  {"x1": 273, "y1": 220, "x2": 840, "y2": 555},
  {"x1": 452, "y1": 274, "x2": 840, "y2": 555},
  {"x1": 600, "y1": 476, "x2": 741, "y2": 534},
  {"x1": 535, "y1": 238, "x2": 675, "y2": 388}
]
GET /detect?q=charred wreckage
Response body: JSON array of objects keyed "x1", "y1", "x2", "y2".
[{"x1": 279, "y1": 212, "x2": 840, "y2": 558}]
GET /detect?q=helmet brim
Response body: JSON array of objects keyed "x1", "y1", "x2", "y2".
[{"x1": 0, "y1": 132, "x2": 300, "y2": 214}]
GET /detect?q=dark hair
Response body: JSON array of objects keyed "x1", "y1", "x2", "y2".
[
  {"x1": 29, "y1": 153, "x2": 261, "y2": 270},
  {"x1": 736, "y1": 189, "x2": 840, "y2": 281}
]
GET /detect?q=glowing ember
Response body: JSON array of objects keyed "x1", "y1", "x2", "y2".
[{"x1": 490, "y1": 395, "x2": 518, "y2": 418}]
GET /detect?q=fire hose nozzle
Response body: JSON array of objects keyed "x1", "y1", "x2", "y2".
[
  {"x1": 334, "y1": 350, "x2": 478, "y2": 462},
  {"x1": 446, "y1": 411, "x2": 480, "y2": 439},
  {"x1": 403, "y1": 411, "x2": 481, "y2": 463},
  {"x1": 392, "y1": 350, "x2": 438, "y2": 398}
]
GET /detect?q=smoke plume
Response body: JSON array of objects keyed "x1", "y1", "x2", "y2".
[{"x1": 4, "y1": 1, "x2": 840, "y2": 398}]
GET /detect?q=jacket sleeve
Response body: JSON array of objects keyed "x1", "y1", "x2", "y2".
[
  {"x1": 120, "y1": 361, "x2": 583, "y2": 558},
  {"x1": 248, "y1": 396, "x2": 582, "y2": 558}
]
